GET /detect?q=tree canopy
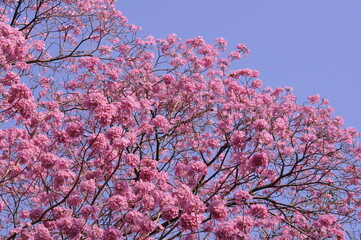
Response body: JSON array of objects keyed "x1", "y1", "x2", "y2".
[{"x1": 1, "y1": 0, "x2": 361, "y2": 239}]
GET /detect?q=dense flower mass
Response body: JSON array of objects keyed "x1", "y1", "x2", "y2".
[{"x1": 1, "y1": 0, "x2": 361, "y2": 239}]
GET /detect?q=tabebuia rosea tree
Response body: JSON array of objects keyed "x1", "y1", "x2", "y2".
[{"x1": 1, "y1": 0, "x2": 361, "y2": 239}]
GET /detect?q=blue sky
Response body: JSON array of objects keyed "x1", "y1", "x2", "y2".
[{"x1": 119, "y1": 0, "x2": 361, "y2": 131}]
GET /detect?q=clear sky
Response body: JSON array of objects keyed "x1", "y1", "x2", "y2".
[{"x1": 119, "y1": 0, "x2": 361, "y2": 131}]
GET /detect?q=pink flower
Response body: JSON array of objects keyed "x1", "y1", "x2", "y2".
[
  {"x1": 186, "y1": 161, "x2": 207, "y2": 177},
  {"x1": 314, "y1": 214, "x2": 337, "y2": 227},
  {"x1": 162, "y1": 205, "x2": 179, "y2": 220},
  {"x1": 83, "y1": 92, "x2": 107, "y2": 110},
  {"x1": 124, "y1": 153, "x2": 140, "y2": 167},
  {"x1": 252, "y1": 119, "x2": 269, "y2": 130},
  {"x1": 52, "y1": 206, "x2": 71, "y2": 219},
  {"x1": 114, "y1": 181, "x2": 129, "y2": 195},
  {"x1": 34, "y1": 224, "x2": 51, "y2": 240},
  {"x1": 107, "y1": 195, "x2": 128, "y2": 211},
  {"x1": 32, "y1": 40, "x2": 45, "y2": 51},
  {"x1": 151, "y1": 115, "x2": 171, "y2": 132},
  {"x1": 162, "y1": 74, "x2": 176, "y2": 84},
  {"x1": 234, "y1": 190, "x2": 253, "y2": 205},
  {"x1": 236, "y1": 43, "x2": 249, "y2": 55},
  {"x1": 140, "y1": 167, "x2": 156, "y2": 181},
  {"x1": 0, "y1": 22, "x2": 29, "y2": 65},
  {"x1": 40, "y1": 152, "x2": 57, "y2": 169},
  {"x1": 208, "y1": 199, "x2": 228, "y2": 221},
  {"x1": 29, "y1": 207, "x2": 43, "y2": 221},
  {"x1": 251, "y1": 79, "x2": 262, "y2": 89},
  {"x1": 308, "y1": 94, "x2": 320, "y2": 104},
  {"x1": 215, "y1": 37, "x2": 228, "y2": 49},
  {"x1": 77, "y1": 56, "x2": 100, "y2": 72},
  {"x1": 7, "y1": 84, "x2": 32, "y2": 104},
  {"x1": 186, "y1": 36, "x2": 205, "y2": 47},
  {"x1": 0, "y1": 71, "x2": 20, "y2": 86},
  {"x1": 179, "y1": 213, "x2": 200, "y2": 231},
  {"x1": 94, "y1": 104, "x2": 116, "y2": 126},
  {"x1": 124, "y1": 210, "x2": 143, "y2": 224},
  {"x1": 112, "y1": 136, "x2": 130, "y2": 149},
  {"x1": 247, "y1": 204, "x2": 268, "y2": 218},
  {"x1": 249, "y1": 152, "x2": 268, "y2": 169},
  {"x1": 53, "y1": 130, "x2": 68, "y2": 143},
  {"x1": 234, "y1": 215, "x2": 254, "y2": 233},
  {"x1": 80, "y1": 179, "x2": 96, "y2": 193},
  {"x1": 215, "y1": 221, "x2": 239, "y2": 240},
  {"x1": 140, "y1": 194, "x2": 155, "y2": 211},
  {"x1": 230, "y1": 130, "x2": 246, "y2": 148},
  {"x1": 228, "y1": 51, "x2": 241, "y2": 60},
  {"x1": 66, "y1": 122, "x2": 84, "y2": 138},
  {"x1": 102, "y1": 227, "x2": 122, "y2": 240},
  {"x1": 259, "y1": 130, "x2": 273, "y2": 145},
  {"x1": 56, "y1": 216, "x2": 84, "y2": 238},
  {"x1": 66, "y1": 195, "x2": 83, "y2": 207}
]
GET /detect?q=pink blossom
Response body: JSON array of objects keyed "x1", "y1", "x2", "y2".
[
  {"x1": 151, "y1": 115, "x2": 171, "y2": 132},
  {"x1": 106, "y1": 126, "x2": 124, "y2": 140},
  {"x1": 133, "y1": 181, "x2": 155, "y2": 195},
  {"x1": 39, "y1": 152, "x2": 57, "y2": 169},
  {"x1": 186, "y1": 36, "x2": 205, "y2": 47},
  {"x1": 0, "y1": 71, "x2": 20, "y2": 86},
  {"x1": 56, "y1": 216, "x2": 84, "y2": 238},
  {"x1": 259, "y1": 130, "x2": 273, "y2": 145},
  {"x1": 214, "y1": 221, "x2": 239, "y2": 240},
  {"x1": 66, "y1": 122, "x2": 84, "y2": 138},
  {"x1": 112, "y1": 136, "x2": 130, "y2": 149},
  {"x1": 34, "y1": 224, "x2": 51, "y2": 240},
  {"x1": 52, "y1": 206, "x2": 71, "y2": 219},
  {"x1": 124, "y1": 210, "x2": 143, "y2": 224},
  {"x1": 66, "y1": 195, "x2": 83, "y2": 207},
  {"x1": 186, "y1": 161, "x2": 207, "y2": 177},
  {"x1": 80, "y1": 179, "x2": 96, "y2": 193},
  {"x1": 249, "y1": 152, "x2": 269, "y2": 169},
  {"x1": 252, "y1": 119, "x2": 269, "y2": 130},
  {"x1": 208, "y1": 198, "x2": 228, "y2": 221},
  {"x1": 228, "y1": 51, "x2": 241, "y2": 60},
  {"x1": 162, "y1": 205, "x2": 179, "y2": 220},
  {"x1": 53, "y1": 130, "x2": 68, "y2": 143},
  {"x1": 29, "y1": 207, "x2": 44, "y2": 221},
  {"x1": 77, "y1": 56, "x2": 100, "y2": 72},
  {"x1": 234, "y1": 215, "x2": 254, "y2": 233},
  {"x1": 230, "y1": 130, "x2": 246, "y2": 148},
  {"x1": 251, "y1": 79, "x2": 263, "y2": 88},
  {"x1": 308, "y1": 94, "x2": 321, "y2": 104},
  {"x1": 179, "y1": 213, "x2": 200, "y2": 231},
  {"x1": 0, "y1": 22, "x2": 29, "y2": 66},
  {"x1": 140, "y1": 167, "x2": 156, "y2": 181},
  {"x1": 32, "y1": 40, "x2": 45, "y2": 51},
  {"x1": 124, "y1": 153, "x2": 140, "y2": 167},
  {"x1": 234, "y1": 190, "x2": 253, "y2": 205},
  {"x1": 107, "y1": 195, "x2": 128, "y2": 211},
  {"x1": 102, "y1": 227, "x2": 122, "y2": 240},
  {"x1": 215, "y1": 37, "x2": 228, "y2": 49},
  {"x1": 7, "y1": 84, "x2": 32, "y2": 104},
  {"x1": 247, "y1": 204, "x2": 268, "y2": 218},
  {"x1": 314, "y1": 214, "x2": 337, "y2": 227},
  {"x1": 94, "y1": 104, "x2": 116, "y2": 126},
  {"x1": 162, "y1": 74, "x2": 176, "y2": 84},
  {"x1": 236, "y1": 43, "x2": 250, "y2": 55},
  {"x1": 83, "y1": 92, "x2": 107, "y2": 110}
]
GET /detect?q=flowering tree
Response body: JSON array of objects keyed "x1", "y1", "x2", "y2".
[{"x1": 1, "y1": 1, "x2": 361, "y2": 239}]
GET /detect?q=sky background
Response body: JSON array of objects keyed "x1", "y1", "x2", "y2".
[{"x1": 119, "y1": 0, "x2": 361, "y2": 131}]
